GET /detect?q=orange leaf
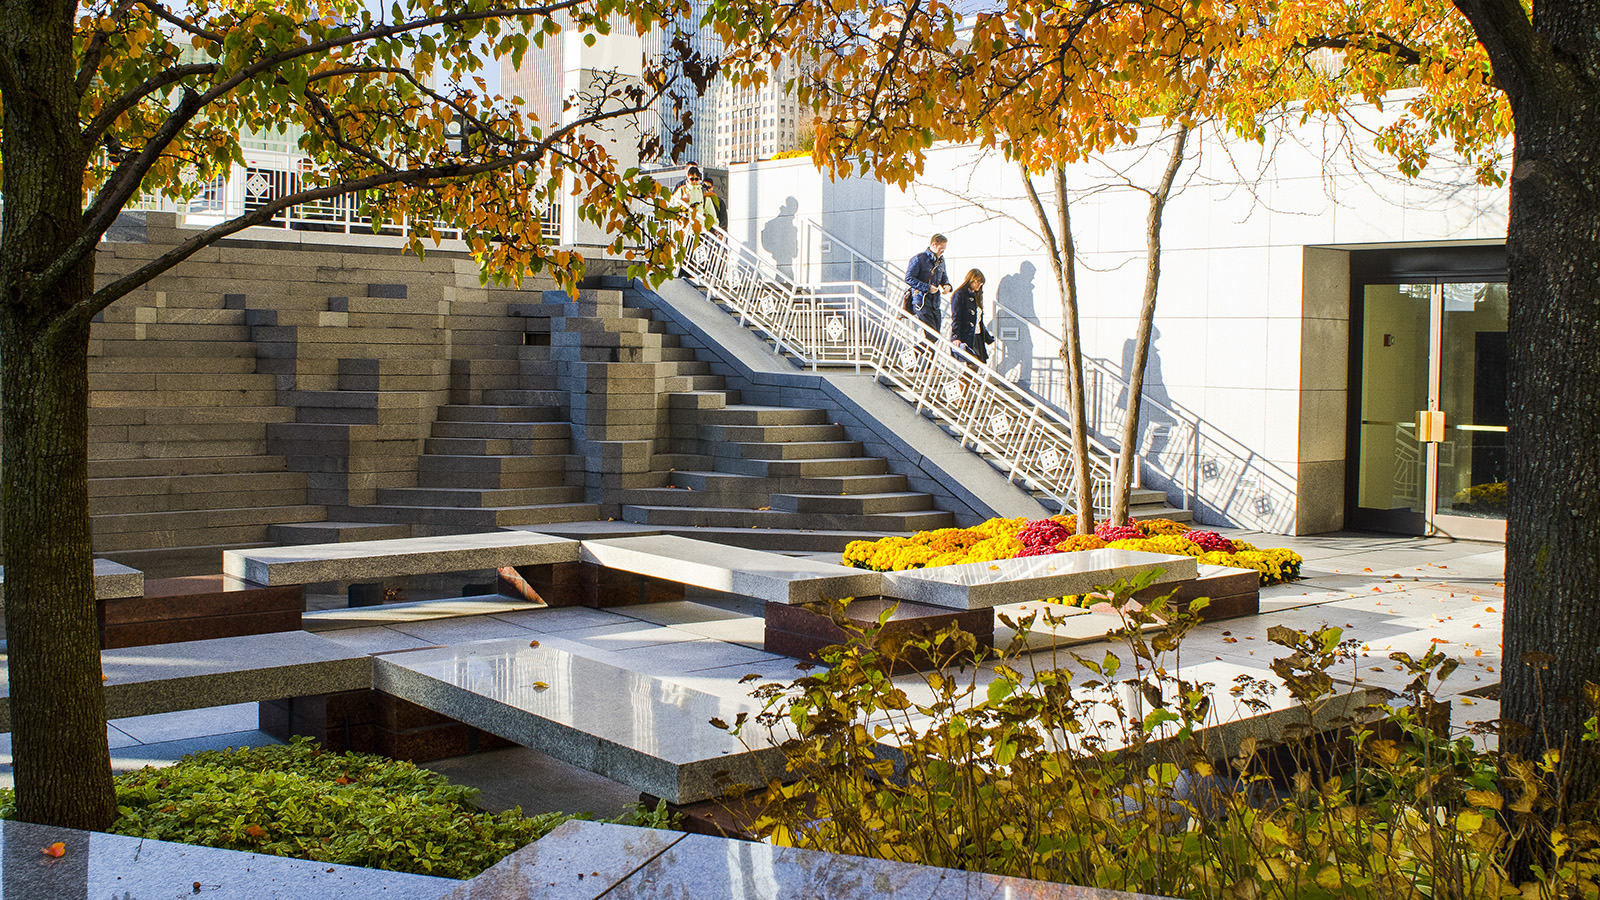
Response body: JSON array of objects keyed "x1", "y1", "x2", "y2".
[
  {"x1": 245, "y1": 825, "x2": 267, "y2": 839},
  {"x1": 42, "y1": 842, "x2": 66, "y2": 858}
]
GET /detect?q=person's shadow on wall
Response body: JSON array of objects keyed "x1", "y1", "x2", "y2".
[
  {"x1": 994, "y1": 261, "x2": 1036, "y2": 388},
  {"x1": 761, "y1": 196, "x2": 800, "y2": 280},
  {"x1": 1117, "y1": 325, "x2": 1177, "y2": 459}
]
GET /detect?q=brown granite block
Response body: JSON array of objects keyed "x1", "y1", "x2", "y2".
[
  {"x1": 109, "y1": 576, "x2": 303, "y2": 622},
  {"x1": 521, "y1": 562, "x2": 587, "y2": 606},
  {"x1": 1134, "y1": 566, "x2": 1260, "y2": 621},
  {"x1": 377, "y1": 722, "x2": 473, "y2": 762},
  {"x1": 376, "y1": 692, "x2": 457, "y2": 731},
  {"x1": 102, "y1": 609, "x2": 303, "y2": 649},
  {"x1": 765, "y1": 599, "x2": 994, "y2": 672}
]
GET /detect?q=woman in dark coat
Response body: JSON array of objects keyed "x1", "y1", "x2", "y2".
[{"x1": 949, "y1": 269, "x2": 995, "y2": 364}]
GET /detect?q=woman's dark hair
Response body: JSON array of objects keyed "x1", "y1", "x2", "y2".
[
  {"x1": 686, "y1": 164, "x2": 703, "y2": 181},
  {"x1": 957, "y1": 269, "x2": 985, "y2": 295}
]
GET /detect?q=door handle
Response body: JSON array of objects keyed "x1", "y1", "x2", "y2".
[{"x1": 1416, "y1": 410, "x2": 1446, "y2": 442}]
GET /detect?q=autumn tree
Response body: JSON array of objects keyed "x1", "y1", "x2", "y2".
[
  {"x1": 0, "y1": 0, "x2": 704, "y2": 829},
  {"x1": 713, "y1": 0, "x2": 1600, "y2": 850}
]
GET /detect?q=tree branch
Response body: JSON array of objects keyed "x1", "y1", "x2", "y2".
[
  {"x1": 1451, "y1": 0, "x2": 1548, "y2": 105},
  {"x1": 82, "y1": 62, "x2": 222, "y2": 149},
  {"x1": 75, "y1": 0, "x2": 143, "y2": 94}
]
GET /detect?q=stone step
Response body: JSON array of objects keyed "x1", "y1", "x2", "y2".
[
  {"x1": 375, "y1": 486, "x2": 585, "y2": 508},
  {"x1": 421, "y1": 437, "x2": 574, "y2": 457},
  {"x1": 98, "y1": 306, "x2": 248, "y2": 326},
  {"x1": 480, "y1": 389, "x2": 569, "y2": 407},
  {"x1": 669, "y1": 470, "x2": 910, "y2": 495},
  {"x1": 90, "y1": 486, "x2": 311, "y2": 516},
  {"x1": 430, "y1": 420, "x2": 572, "y2": 440},
  {"x1": 621, "y1": 505, "x2": 954, "y2": 532},
  {"x1": 695, "y1": 405, "x2": 829, "y2": 426},
  {"x1": 89, "y1": 388, "x2": 278, "y2": 408},
  {"x1": 91, "y1": 322, "x2": 253, "y2": 342},
  {"x1": 91, "y1": 440, "x2": 270, "y2": 461},
  {"x1": 415, "y1": 466, "x2": 573, "y2": 490},
  {"x1": 666, "y1": 391, "x2": 730, "y2": 411},
  {"x1": 588, "y1": 525, "x2": 885, "y2": 553},
  {"x1": 416, "y1": 454, "x2": 577, "y2": 477},
  {"x1": 769, "y1": 491, "x2": 934, "y2": 515},
  {"x1": 268, "y1": 521, "x2": 413, "y2": 544},
  {"x1": 91, "y1": 339, "x2": 258, "y2": 358},
  {"x1": 720, "y1": 456, "x2": 890, "y2": 478},
  {"x1": 690, "y1": 423, "x2": 846, "y2": 444},
  {"x1": 89, "y1": 356, "x2": 259, "y2": 374},
  {"x1": 89, "y1": 471, "x2": 306, "y2": 499},
  {"x1": 709, "y1": 440, "x2": 864, "y2": 461},
  {"x1": 89, "y1": 504, "x2": 328, "y2": 535},
  {"x1": 436, "y1": 405, "x2": 563, "y2": 423},
  {"x1": 347, "y1": 501, "x2": 600, "y2": 528},
  {"x1": 88, "y1": 372, "x2": 278, "y2": 392},
  {"x1": 612, "y1": 487, "x2": 770, "y2": 510},
  {"x1": 89, "y1": 455, "x2": 292, "y2": 478}
]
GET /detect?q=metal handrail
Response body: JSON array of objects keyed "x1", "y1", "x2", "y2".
[
  {"x1": 785, "y1": 217, "x2": 1300, "y2": 533},
  {"x1": 685, "y1": 226, "x2": 1114, "y2": 517}
]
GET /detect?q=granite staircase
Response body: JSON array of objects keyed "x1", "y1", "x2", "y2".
[
  {"x1": 336, "y1": 401, "x2": 599, "y2": 535},
  {"x1": 87, "y1": 288, "x2": 326, "y2": 575},
  {"x1": 512, "y1": 284, "x2": 957, "y2": 548}
]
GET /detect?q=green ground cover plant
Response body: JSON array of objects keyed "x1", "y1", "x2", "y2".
[
  {"x1": 726, "y1": 572, "x2": 1598, "y2": 899},
  {"x1": 1, "y1": 738, "x2": 675, "y2": 879}
]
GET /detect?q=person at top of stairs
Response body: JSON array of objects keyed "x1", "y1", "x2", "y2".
[{"x1": 904, "y1": 233, "x2": 952, "y2": 338}]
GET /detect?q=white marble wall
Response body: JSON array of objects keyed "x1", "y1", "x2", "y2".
[{"x1": 722, "y1": 99, "x2": 1510, "y2": 533}]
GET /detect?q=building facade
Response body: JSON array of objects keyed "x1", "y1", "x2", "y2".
[{"x1": 721, "y1": 101, "x2": 1510, "y2": 539}]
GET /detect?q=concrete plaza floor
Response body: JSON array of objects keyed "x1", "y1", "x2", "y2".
[{"x1": 0, "y1": 529, "x2": 1505, "y2": 818}]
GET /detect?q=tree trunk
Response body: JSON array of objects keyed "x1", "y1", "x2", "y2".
[
  {"x1": 1110, "y1": 125, "x2": 1191, "y2": 523},
  {"x1": 1020, "y1": 163, "x2": 1096, "y2": 531},
  {"x1": 1497, "y1": 80, "x2": 1600, "y2": 799},
  {"x1": 1450, "y1": 0, "x2": 1600, "y2": 805},
  {"x1": 1, "y1": 0, "x2": 120, "y2": 829}
]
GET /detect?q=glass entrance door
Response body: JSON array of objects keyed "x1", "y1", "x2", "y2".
[{"x1": 1351, "y1": 281, "x2": 1508, "y2": 540}]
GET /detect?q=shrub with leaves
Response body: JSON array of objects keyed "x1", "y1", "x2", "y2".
[
  {"x1": 0, "y1": 737, "x2": 676, "y2": 879},
  {"x1": 724, "y1": 570, "x2": 1600, "y2": 899}
]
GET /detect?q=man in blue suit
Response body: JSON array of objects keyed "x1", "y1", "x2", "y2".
[{"x1": 904, "y1": 233, "x2": 951, "y2": 337}]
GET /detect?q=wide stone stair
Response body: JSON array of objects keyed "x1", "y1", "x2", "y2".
[
  {"x1": 616, "y1": 393, "x2": 955, "y2": 536},
  {"x1": 339, "y1": 401, "x2": 599, "y2": 535},
  {"x1": 87, "y1": 288, "x2": 326, "y2": 574}
]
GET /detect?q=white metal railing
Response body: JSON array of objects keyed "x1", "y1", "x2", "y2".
[
  {"x1": 788, "y1": 217, "x2": 1298, "y2": 533},
  {"x1": 686, "y1": 226, "x2": 1116, "y2": 517},
  {"x1": 125, "y1": 141, "x2": 562, "y2": 243}
]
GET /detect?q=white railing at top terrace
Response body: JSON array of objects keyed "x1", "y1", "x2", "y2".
[
  {"x1": 685, "y1": 227, "x2": 1116, "y2": 518},
  {"x1": 125, "y1": 137, "x2": 561, "y2": 243},
  {"x1": 791, "y1": 217, "x2": 1298, "y2": 533}
]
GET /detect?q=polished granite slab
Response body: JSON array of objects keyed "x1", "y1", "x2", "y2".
[
  {"x1": 579, "y1": 535, "x2": 881, "y2": 604},
  {"x1": 0, "y1": 558, "x2": 144, "y2": 606},
  {"x1": 373, "y1": 636, "x2": 785, "y2": 804},
  {"x1": 880, "y1": 549, "x2": 1198, "y2": 610},
  {"x1": 445, "y1": 820, "x2": 1164, "y2": 900},
  {"x1": 0, "y1": 819, "x2": 454, "y2": 900},
  {"x1": 224, "y1": 532, "x2": 580, "y2": 585},
  {"x1": 304, "y1": 595, "x2": 548, "y2": 632},
  {"x1": 0, "y1": 631, "x2": 372, "y2": 731}
]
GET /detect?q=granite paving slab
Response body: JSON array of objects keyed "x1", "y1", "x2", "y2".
[
  {"x1": 879, "y1": 549, "x2": 1197, "y2": 610},
  {"x1": 0, "y1": 819, "x2": 454, "y2": 900},
  {"x1": 224, "y1": 531, "x2": 580, "y2": 585},
  {"x1": 579, "y1": 535, "x2": 881, "y2": 604},
  {"x1": 373, "y1": 637, "x2": 786, "y2": 803},
  {"x1": 445, "y1": 819, "x2": 1167, "y2": 900},
  {"x1": 0, "y1": 631, "x2": 372, "y2": 731},
  {"x1": 0, "y1": 558, "x2": 144, "y2": 606}
]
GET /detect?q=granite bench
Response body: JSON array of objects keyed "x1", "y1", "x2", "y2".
[
  {"x1": 373, "y1": 634, "x2": 786, "y2": 804},
  {"x1": 579, "y1": 535, "x2": 881, "y2": 605},
  {"x1": 0, "y1": 631, "x2": 371, "y2": 732},
  {"x1": 223, "y1": 531, "x2": 581, "y2": 586},
  {"x1": 0, "y1": 558, "x2": 144, "y2": 606}
]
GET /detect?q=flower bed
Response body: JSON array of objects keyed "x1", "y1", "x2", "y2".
[{"x1": 842, "y1": 515, "x2": 1302, "y2": 586}]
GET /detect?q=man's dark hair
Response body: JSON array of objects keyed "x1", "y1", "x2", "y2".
[
  {"x1": 931, "y1": 233, "x2": 947, "y2": 244},
  {"x1": 686, "y1": 165, "x2": 703, "y2": 179}
]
